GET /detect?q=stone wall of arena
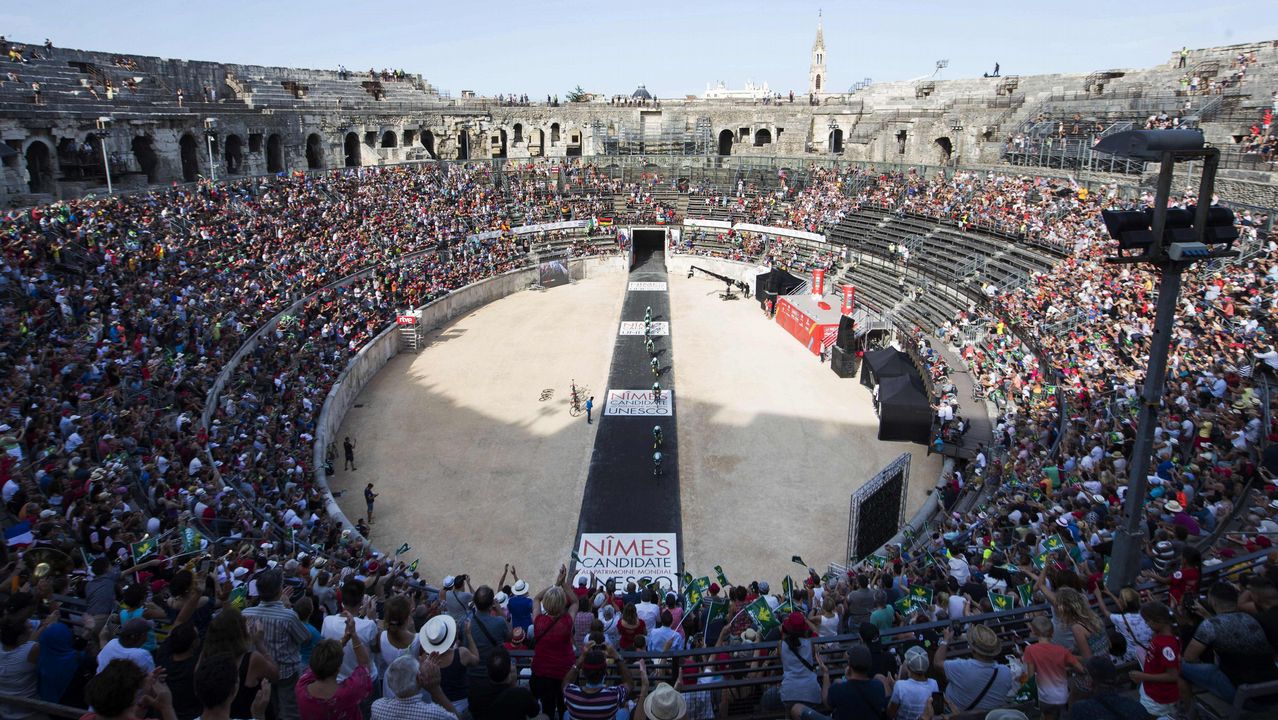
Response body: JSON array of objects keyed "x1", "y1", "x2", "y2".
[{"x1": 309, "y1": 254, "x2": 627, "y2": 541}]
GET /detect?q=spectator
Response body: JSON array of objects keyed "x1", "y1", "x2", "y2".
[
  {"x1": 561, "y1": 645, "x2": 632, "y2": 719},
  {"x1": 1092, "y1": 585, "x2": 1152, "y2": 667},
  {"x1": 618, "y1": 605, "x2": 646, "y2": 650},
  {"x1": 242, "y1": 570, "x2": 310, "y2": 720},
  {"x1": 376, "y1": 595, "x2": 419, "y2": 697},
  {"x1": 777, "y1": 612, "x2": 822, "y2": 716},
  {"x1": 196, "y1": 653, "x2": 271, "y2": 720},
  {"x1": 370, "y1": 655, "x2": 457, "y2": 720},
  {"x1": 530, "y1": 567, "x2": 577, "y2": 720},
  {"x1": 887, "y1": 646, "x2": 939, "y2": 720},
  {"x1": 418, "y1": 615, "x2": 475, "y2": 713},
  {"x1": 796, "y1": 644, "x2": 888, "y2": 720},
  {"x1": 84, "y1": 659, "x2": 175, "y2": 720},
  {"x1": 35, "y1": 618, "x2": 83, "y2": 706},
  {"x1": 1181, "y1": 582, "x2": 1278, "y2": 703},
  {"x1": 295, "y1": 617, "x2": 372, "y2": 720},
  {"x1": 155, "y1": 623, "x2": 201, "y2": 720},
  {"x1": 97, "y1": 619, "x2": 157, "y2": 674},
  {"x1": 1129, "y1": 601, "x2": 1179, "y2": 719},
  {"x1": 1066, "y1": 656, "x2": 1149, "y2": 720},
  {"x1": 935, "y1": 623, "x2": 1016, "y2": 715},
  {"x1": 320, "y1": 579, "x2": 379, "y2": 686},
  {"x1": 1021, "y1": 616, "x2": 1084, "y2": 720},
  {"x1": 0, "y1": 616, "x2": 43, "y2": 717},
  {"x1": 200, "y1": 608, "x2": 279, "y2": 720},
  {"x1": 467, "y1": 647, "x2": 538, "y2": 720}
]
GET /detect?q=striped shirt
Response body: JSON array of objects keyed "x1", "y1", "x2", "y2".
[
  {"x1": 563, "y1": 683, "x2": 628, "y2": 720},
  {"x1": 242, "y1": 601, "x2": 311, "y2": 678}
]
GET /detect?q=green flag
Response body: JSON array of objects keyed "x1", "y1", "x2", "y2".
[
  {"x1": 131, "y1": 537, "x2": 158, "y2": 564},
  {"x1": 683, "y1": 576, "x2": 711, "y2": 608},
  {"x1": 892, "y1": 596, "x2": 915, "y2": 616},
  {"x1": 909, "y1": 585, "x2": 934, "y2": 606},
  {"x1": 1016, "y1": 582, "x2": 1034, "y2": 607},
  {"x1": 988, "y1": 590, "x2": 1015, "y2": 612},
  {"x1": 1043, "y1": 535, "x2": 1066, "y2": 552},
  {"x1": 408, "y1": 558, "x2": 420, "y2": 572},
  {"x1": 229, "y1": 584, "x2": 248, "y2": 610},
  {"x1": 782, "y1": 575, "x2": 795, "y2": 601},
  {"x1": 791, "y1": 555, "x2": 806, "y2": 567},
  {"x1": 1030, "y1": 552, "x2": 1049, "y2": 570},
  {"x1": 774, "y1": 599, "x2": 796, "y2": 620},
  {"x1": 744, "y1": 597, "x2": 780, "y2": 633},
  {"x1": 1013, "y1": 677, "x2": 1038, "y2": 704},
  {"x1": 395, "y1": 542, "x2": 411, "y2": 556},
  {"x1": 682, "y1": 571, "x2": 694, "y2": 587},
  {"x1": 705, "y1": 598, "x2": 729, "y2": 626},
  {"x1": 714, "y1": 565, "x2": 729, "y2": 587},
  {"x1": 182, "y1": 528, "x2": 203, "y2": 554},
  {"x1": 865, "y1": 555, "x2": 887, "y2": 569}
]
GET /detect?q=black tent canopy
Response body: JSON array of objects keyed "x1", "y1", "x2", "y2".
[{"x1": 859, "y1": 347, "x2": 933, "y2": 444}]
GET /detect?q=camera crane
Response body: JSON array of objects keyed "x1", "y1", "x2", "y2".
[{"x1": 688, "y1": 265, "x2": 750, "y2": 301}]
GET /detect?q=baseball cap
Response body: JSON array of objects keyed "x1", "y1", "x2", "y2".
[{"x1": 904, "y1": 645, "x2": 929, "y2": 673}]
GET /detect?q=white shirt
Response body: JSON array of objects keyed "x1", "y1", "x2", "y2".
[
  {"x1": 634, "y1": 601, "x2": 661, "y2": 632},
  {"x1": 321, "y1": 614, "x2": 380, "y2": 682},
  {"x1": 96, "y1": 639, "x2": 156, "y2": 674}
]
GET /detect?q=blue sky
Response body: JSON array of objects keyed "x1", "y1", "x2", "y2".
[{"x1": 5, "y1": 1, "x2": 1276, "y2": 98}]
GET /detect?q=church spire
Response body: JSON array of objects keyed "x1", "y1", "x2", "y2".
[{"x1": 808, "y1": 10, "x2": 827, "y2": 96}]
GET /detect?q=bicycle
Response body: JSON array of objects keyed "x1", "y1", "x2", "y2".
[{"x1": 568, "y1": 380, "x2": 589, "y2": 417}]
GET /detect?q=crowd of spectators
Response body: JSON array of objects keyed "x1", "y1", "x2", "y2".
[{"x1": 0, "y1": 152, "x2": 1277, "y2": 720}]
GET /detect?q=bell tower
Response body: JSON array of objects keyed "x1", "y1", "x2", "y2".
[{"x1": 808, "y1": 11, "x2": 827, "y2": 97}]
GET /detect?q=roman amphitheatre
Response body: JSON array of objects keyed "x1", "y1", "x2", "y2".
[{"x1": 3, "y1": 13, "x2": 1278, "y2": 719}]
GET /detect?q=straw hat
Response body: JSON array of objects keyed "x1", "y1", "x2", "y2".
[
  {"x1": 643, "y1": 683, "x2": 687, "y2": 720},
  {"x1": 417, "y1": 614, "x2": 457, "y2": 653}
]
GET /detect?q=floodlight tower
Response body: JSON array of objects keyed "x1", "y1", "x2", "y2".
[{"x1": 1098, "y1": 130, "x2": 1240, "y2": 591}]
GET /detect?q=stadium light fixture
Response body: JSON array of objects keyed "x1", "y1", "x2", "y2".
[
  {"x1": 204, "y1": 118, "x2": 218, "y2": 182},
  {"x1": 1098, "y1": 129, "x2": 1240, "y2": 592},
  {"x1": 94, "y1": 116, "x2": 113, "y2": 194}
]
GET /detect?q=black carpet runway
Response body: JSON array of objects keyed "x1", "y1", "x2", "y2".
[{"x1": 573, "y1": 245, "x2": 682, "y2": 544}]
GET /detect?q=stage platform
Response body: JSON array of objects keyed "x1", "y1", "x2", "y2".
[{"x1": 775, "y1": 291, "x2": 887, "y2": 356}]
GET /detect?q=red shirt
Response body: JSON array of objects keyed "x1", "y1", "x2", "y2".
[
  {"x1": 617, "y1": 619, "x2": 646, "y2": 650},
  {"x1": 531, "y1": 613, "x2": 576, "y2": 680},
  {"x1": 1168, "y1": 567, "x2": 1200, "y2": 604},
  {"x1": 1142, "y1": 634, "x2": 1181, "y2": 704}
]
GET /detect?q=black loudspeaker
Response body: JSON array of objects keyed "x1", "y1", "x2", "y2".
[
  {"x1": 831, "y1": 346, "x2": 859, "y2": 378},
  {"x1": 836, "y1": 315, "x2": 856, "y2": 352}
]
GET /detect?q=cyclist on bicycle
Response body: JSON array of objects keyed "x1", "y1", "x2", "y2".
[
  {"x1": 652, "y1": 382, "x2": 662, "y2": 402},
  {"x1": 645, "y1": 337, "x2": 655, "y2": 356},
  {"x1": 645, "y1": 306, "x2": 652, "y2": 323},
  {"x1": 653, "y1": 451, "x2": 663, "y2": 477},
  {"x1": 651, "y1": 356, "x2": 659, "y2": 377},
  {"x1": 652, "y1": 425, "x2": 663, "y2": 449}
]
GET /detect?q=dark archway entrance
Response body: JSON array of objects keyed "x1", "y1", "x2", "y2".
[
  {"x1": 717, "y1": 129, "x2": 733, "y2": 156},
  {"x1": 422, "y1": 130, "x2": 436, "y2": 158},
  {"x1": 179, "y1": 133, "x2": 199, "y2": 181},
  {"x1": 266, "y1": 134, "x2": 285, "y2": 173},
  {"x1": 224, "y1": 134, "x2": 244, "y2": 174},
  {"x1": 306, "y1": 134, "x2": 324, "y2": 169},
  {"x1": 381, "y1": 130, "x2": 397, "y2": 148},
  {"x1": 131, "y1": 135, "x2": 159, "y2": 182},
  {"x1": 754, "y1": 128, "x2": 772, "y2": 146},
  {"x1": 934, "y1": 136, "x2": 953, "y2": 164},
  {"x1": 25, "y1": 141, "x2": 54, "y2": 194},
  {"x1": 491, "y1": 129, "x2": 507, "y2": 158},
  {"x1": 828, "y1": 128, "x2": 844, "y2": 154},
  {"x1": 457, "y1": 131, "x2": 470, "y2": 160},
  {"x1": 344, "y1": 132, "x2": 361, "y2": 167},
  {"x1": 550, "y1": 123, "x2": 560, "y2": 144}
]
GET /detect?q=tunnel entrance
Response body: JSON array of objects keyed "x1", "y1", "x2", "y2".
[{"x1": 632, "y1": 228, "x2": 666, "y2": 259}]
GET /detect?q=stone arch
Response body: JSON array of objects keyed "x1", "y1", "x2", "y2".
[
  {"x1": 265, "y1": 134, "x2": 284, "y2": 173},
  {"x1": 457, "y1": 130, "x2": 470, "y2": 159},
  {"x1": 179, "y1": 133, "x2": 200, "y2": 182},
  {"x1": 717, "y1": 129, "x2": 733, "y2": 156},
  {"x1": 828, "y1": 128, "x2": 844, "y2": 154},
  {"x1": 934, "y1": 136, "x2": 953, "y2": 164},
  {"x1": 530, "y1": 128, "x2": 545, "y2": 156},
  {"x1": 381, "y1": 130, "x2": 397, "y2": 148},
  {"x1": 815, "y1": 74, "x2": 822, "y2": 92},
  {"x1": 305, "y1": 133, "x2": 324, "y2": 169},
  {"x1": 754, "y1": 128, "x2": 772, "y2": 146},
  {"x1": 491, "y1": 129, "x2": 507, "y2": 158},
  {"x1": 224, "y1": 134, "x2": 244, "y2": 174},
  {"x1": 344, "y1": 132, "x2": 361, "y2": 167},
  {"x1": 550, "y1": 123, "x2": 560, "y2": 144},
  {"x1": 131, "y1": 135, "x2": 160, "y2": 182},
  {"x1": 422, "y1": 130, "x2": 436, "y2": 158},
  {"x1": 512, "y1": 123, "x2": 523, "y2": 143},
  {"x1": 24, "y1": 140, "x2": 54, "y2": 194}
]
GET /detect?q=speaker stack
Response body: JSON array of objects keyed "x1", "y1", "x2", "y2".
[{"x1": 831, "y1": 345, "x2": 859, "y2": 378}]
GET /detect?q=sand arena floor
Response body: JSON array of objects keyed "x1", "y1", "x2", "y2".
[{"x1": 332, "y1": 258, "x2": 940, "y2": 588}]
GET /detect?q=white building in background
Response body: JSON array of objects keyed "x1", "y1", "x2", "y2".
[
  {"x1": 808, "y1": 12, "x2": 827, "y2": 96},
  {"x1": 703, "y1": 80, "x2": 772, "y2": 100}
]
